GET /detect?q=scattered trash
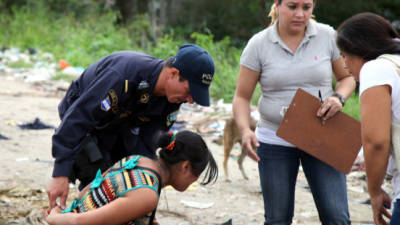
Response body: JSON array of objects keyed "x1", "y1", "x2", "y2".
[
  {"x1": 59, "y1": 59, "x2": 69, "y2": 70},
  {"x1": 34, "y1": 158, "x2": 53, "y2": 164},
  {"x1": 348, "y1": 186, "x2": 365, "y2": 193},
  {"x1": 352, "y1": 147, "x2": 365, "y2": 171},
  {"x1": 0, "y1": 133, "x2": 9, "y2": 140},
  {"x1": 6, "y1": 120, "x2": 17, "y2": 126},
  {"x1": 0, "y1": 47, "x2": 67, "y2": 85},
  {"x1": 17, "y1": 118, "x2": 55, "y2": 130},
  {"x1": 0, "y1": 187, "x2": 49, "y2": 225},
  {"x1": 170, "y1": 120, "x2": 187, "y2": 132},
  {"x1": 208, "y1": 120, "x2": 225, "y2": 133},
  {"x1": 6, "y1": 187, "x2": 44, "y2": 198},
  {"x1": 58, "y1": 59, "x2": 84, "y2": 77},
  {"x1": 193, "y1": 117, "x2": 227, "y2": 134},
  {"x1": 216, "y1": 218, "x2": 232, "y2": 225},
  {"x1": 349, "y1": 198, "x2": 370, "y2": 205},
  {"x1": 23, "y1": 67, "x2": 54, "y2": 82},
  {"x1": 212, "y1": 135, "x2": 223, "y2": 145},
  {"x1": 202, "y1": 107, "x2": 215, "y2": 113},
  {"x1": 180, "y1": 199, "x2": 214, "y2": 209},
  {"x1": 296, "y1": 182, "x2": 311, "y2": 192},
  {"x1": 360, "y1": 199, "x2": 371, "y2": 205},
  {"x1": 226, "y1": 147, "x2": 243, "y2": 161},
  {"x1": 28, "y1": 48, "x2": 37, "y2": 55},
  {"x1": 61, "y1": 66, "x2": 84, "y2": 77},
  {"x1": 15, "y1": 157, "x2": 29, "y2": 162}
]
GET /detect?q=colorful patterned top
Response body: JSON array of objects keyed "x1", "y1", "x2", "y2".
[{"x1": 62, "y1": 155, "x2": 162, "y2": 225}]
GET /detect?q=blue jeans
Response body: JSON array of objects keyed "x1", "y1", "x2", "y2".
[
  {"x1": 391, "y1": 199, "x2": 400, "y2": 225},
  {"x1": 257, "y1": 143, "x2": 350, "y2": 225}
]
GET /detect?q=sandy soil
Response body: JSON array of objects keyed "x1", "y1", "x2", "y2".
[{"x1": 0, "y1": 70, "x2": 382, "y2": 224}]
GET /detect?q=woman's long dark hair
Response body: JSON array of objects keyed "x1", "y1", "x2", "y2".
[
  {"x1": 336, "y1": 12, "x2": 400, "y2": 60},
  {"x1": 157, "y1": 130, "x2": 218, "y2": 185}
]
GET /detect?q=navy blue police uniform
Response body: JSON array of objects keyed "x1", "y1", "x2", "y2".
[{"x1": 52, "y1": 51, "x2": 180, "y2": 189}]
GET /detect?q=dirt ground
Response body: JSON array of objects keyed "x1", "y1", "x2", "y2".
[{"x1": 0, "y1": 70, "x2": 385, "y2": 225}]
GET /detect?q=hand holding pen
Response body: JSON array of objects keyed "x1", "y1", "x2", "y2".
[{"x1": 317, "y1": 90, "x2": 343, "y2": 124}]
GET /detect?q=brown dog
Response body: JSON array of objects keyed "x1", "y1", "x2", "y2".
[{"x1": 223, "y1": 117, "x2": 257, "y2": 181}]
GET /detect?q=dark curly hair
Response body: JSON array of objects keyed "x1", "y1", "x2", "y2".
[
  {"x1": 156, "y1": 130, "x2": 218, "y2": 185},
  {"x1": 336, "y1": 12, "x2": 400, "y2": 60}
]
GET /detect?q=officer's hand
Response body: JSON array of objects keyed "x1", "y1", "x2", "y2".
[
  {"x1": 241, "y1": 128, "x2": 260, "y2": 162},
  {"x1": 46, "y1": 177, "x2": 69, "y2": 213}
]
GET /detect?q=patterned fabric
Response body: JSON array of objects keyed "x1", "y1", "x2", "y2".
[{"x1": 63, "y1": 155, "x2": 161, "y2": 225}]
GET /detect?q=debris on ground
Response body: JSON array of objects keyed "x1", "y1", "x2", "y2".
[
  {"x1": 0, "y1": 46, "x2": 385, "y2": 224},
  {"x1": 17, "y1": 118, "x2": 55, "y2": 130},
  {"x1": 0, "y1": 133, "x2": 9, "y2": 140}
]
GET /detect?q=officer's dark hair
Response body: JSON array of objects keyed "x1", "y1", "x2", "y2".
[
  {"x1": 157, "y1": 130, "x2": 218, "y2": 185},
  {"x1": 337, "y1": 12, "x2": 400, "y2": 61},
  {"x1": 165, "y1": 58, "x2": 187, "y2": 82}
]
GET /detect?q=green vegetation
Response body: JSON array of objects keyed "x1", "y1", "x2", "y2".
[
  {"x1": 0, "y1": 5, "x2": 133, "y2": 67},
  {"x1": 332, "y1": 79, "x2": 361, "y2": 120},
  {"x1": 0, "y1": 4, "x2": 260, "y2": 104},
  {"x1": 7, "y1": 60, "x2": 33, "y2": 69},
  {"x1": 52, "y1": 72, "x2": 77, "y2": 83},
  {"x1": 342, "y1": 93, "x2": 360, "y2": 120}
]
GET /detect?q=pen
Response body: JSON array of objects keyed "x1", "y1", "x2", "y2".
[
  {"x1": 318, "y1": 90, "x2": 323, "y2": 103},
  {"x1": 318, "y1": 90, "x2": 325, "y2": 125}
]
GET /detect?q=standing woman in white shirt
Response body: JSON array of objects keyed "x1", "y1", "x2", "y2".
[
  {"x1": 233, "y1": 0, "x2": 355, "y2": 224},
  {"x1": 337, "y1": 12, "x2": 400, "y2": 225}
]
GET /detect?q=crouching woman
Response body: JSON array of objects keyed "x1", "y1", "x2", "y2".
[{"x1": 44, "y1": 130, "x2": 218, "y2": 225}]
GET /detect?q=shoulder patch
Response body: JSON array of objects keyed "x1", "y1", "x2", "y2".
[
  {"x1": 101, "y1": 97, "x2": 111, "y2": 111},
  {"x1": 166, "y1": 110, "x2": 179, "y2": 127},
  {"x1": 101, "y1": 89, "x2": 119, "y2": 113}
]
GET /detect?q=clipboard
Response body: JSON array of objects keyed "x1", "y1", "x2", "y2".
[{"x1": 276, "y1": 88, "x2": 362, "y2": 174}]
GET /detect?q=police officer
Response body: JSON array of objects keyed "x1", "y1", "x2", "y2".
[{"x1": 46, "y1": 44, "x2": 215, "y2": 211}]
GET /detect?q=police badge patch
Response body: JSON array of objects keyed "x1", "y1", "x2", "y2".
[
  {"x1": 101, "y1": 97, "x2": 111, "y2": 111},
  {"x1": 166, "y1": 110, "x2": 179, "y2": 127}
]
